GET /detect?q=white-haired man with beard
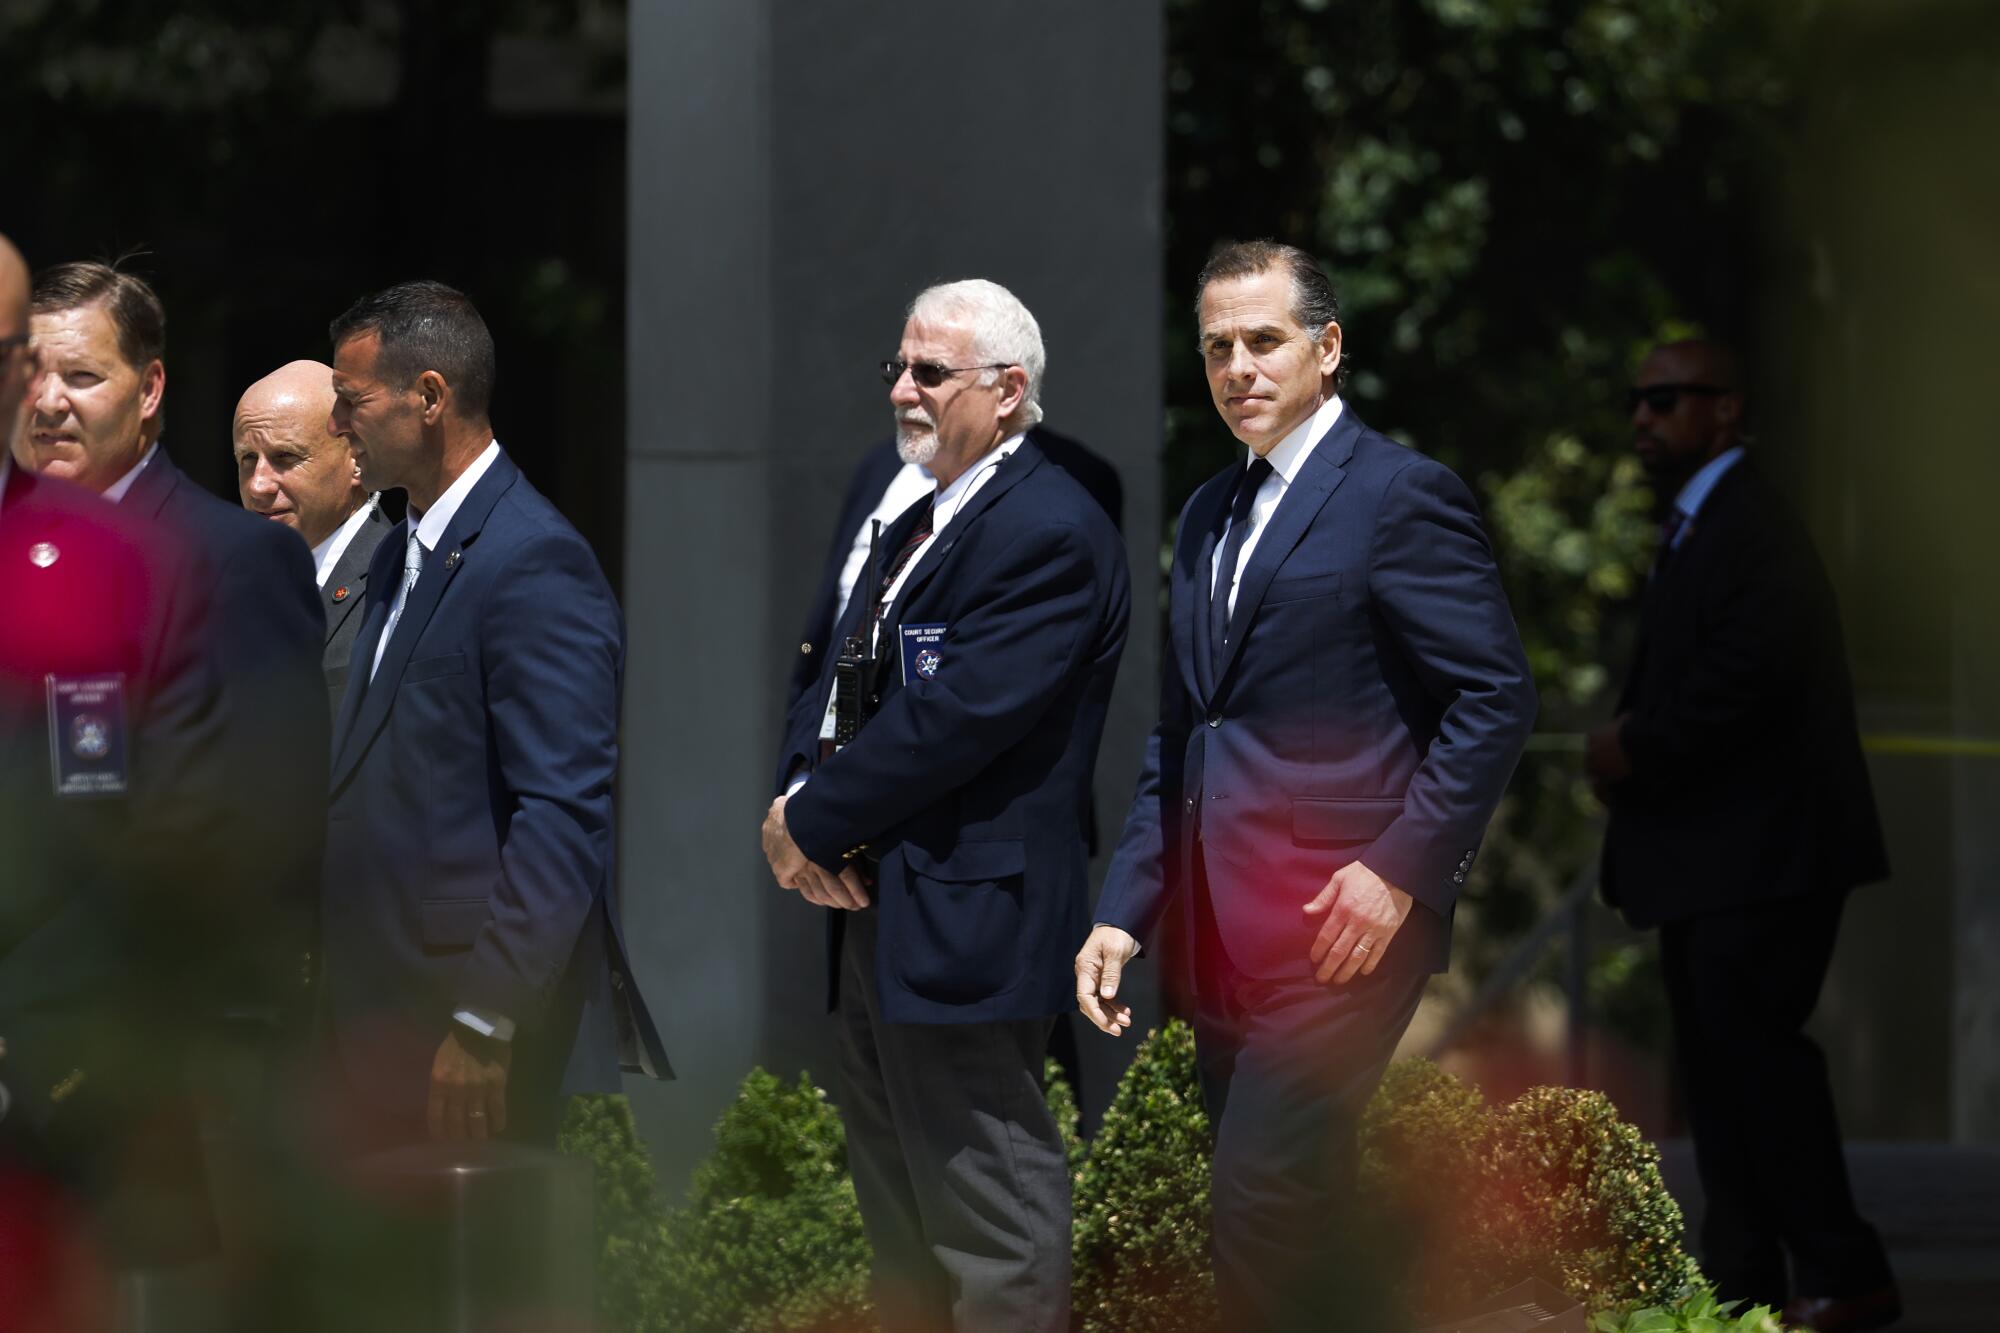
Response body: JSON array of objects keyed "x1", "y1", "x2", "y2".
[{"x1": 762, "y1": 280, "x2": 1131, "y2": 1333}]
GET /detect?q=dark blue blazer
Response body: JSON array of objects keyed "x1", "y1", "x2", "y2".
[
  {"x1": 1602, "y1": 461, "x2": 1887, "y2": 925},
  {"x1": 1098, "y1": 409, "x2": 1536, "y2": 981},
  {"x1": 0, "y1": 462, "x2": 274, "y2": 1264},
  {"x1": 779, "y1": 441, "x2": 1131, "y2": 1024},
  {"x1": 324, "y1": 449, "x2": 667, "y2": 1132},
  {"x1": 785, "y1": 426, "x2": 1125, "y2": 710},
  {"x1": 121, "y1": 448, "x2": 328, "y2": 1018}
]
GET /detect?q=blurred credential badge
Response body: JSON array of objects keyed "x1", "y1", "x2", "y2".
[{"x1": 45, "y1": 673, "x2": 130, "y2": 798}]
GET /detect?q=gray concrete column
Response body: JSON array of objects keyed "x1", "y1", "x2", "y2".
[{"x1": 623, "y1": 1, "x2": 1163, "y2": 1188}]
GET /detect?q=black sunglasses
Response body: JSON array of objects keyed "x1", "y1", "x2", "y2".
[
  {"x1": 880, "y1": 359, "x2": 1011, "y2": 389},
  {"x1": 1627, "y1": 382, "x2": 1729, "y2": 414}
]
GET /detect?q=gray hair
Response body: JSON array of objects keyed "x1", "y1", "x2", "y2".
[{"x1": 907, "y1": 278, "x2": 1046, "y2": 430}]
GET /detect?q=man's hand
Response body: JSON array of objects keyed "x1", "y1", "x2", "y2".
[
  {"x1": 1303, "y1": 862, "x2": 1414, "y2": 985},
  {"x1": 761, "y1": 795, "x2": 870, "y2": 909},
  {"x1": 1584, "y1": 715, "x2": 1633, "y2": 794},
  {"x1": 428, "y1": 1027, "x2": 511, "y2": 1141},
  {"x1": 1075, "y1": 924, "x2": 1141, "y2": 1036}
]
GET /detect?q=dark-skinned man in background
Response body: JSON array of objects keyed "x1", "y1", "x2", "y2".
[{"x1": 1587, "y1": 340, "x2": 1898, "y2": 1333}]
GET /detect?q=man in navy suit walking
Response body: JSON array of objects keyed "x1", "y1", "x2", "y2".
[
  {"x1": 763, "y1": 279, "x2": 1129, "y2": 1333},
  {"x1": 1077, "y1": 241, "x2": 1536, "y2": 1330},
  {"x1": 322, "y1": 281, "x2": 665, "y2": 1147}
]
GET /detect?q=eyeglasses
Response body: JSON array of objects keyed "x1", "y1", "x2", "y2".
[
  {"x1": 1626, "y1": 382, "x2": 1729, "y2": 414},
  {"x1": 880, "y1": 359, "x2": 1011, "y2": 388}
]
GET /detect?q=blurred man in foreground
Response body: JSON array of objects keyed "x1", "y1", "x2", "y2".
[
  {"x1": 25, "y1": 262, "x2": 328, "y2": 1019},
  {"x1": 1, "y1": 233, "x2": 218, "y2": 1328},
  {"x1": 233, "y1": 358, "x2": 389, "y2": 715},
  {"x1": 1588, "y1": 340, "x2": 1898, "y2": 1333},
  {"x1": 1078, "y1": 240, "x2": 1535, "y2": 1331}
]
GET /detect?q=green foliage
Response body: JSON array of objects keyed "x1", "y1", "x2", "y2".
[
  {"x1": 1045, "y1": 1055, "x2": 1088, "y2": 1181},
  {"x1": 558, "y1": 1093, "x2": 677, "y2": 1333},
  {"x1": 1071, "y1": 1022, "x2": 1216, "y2": 1333},
  {"x1": 1591, "y1": 1283, "x2": 1789, "y2": 1333},
  {"x1": 656, "y1": 1070, "x2": 872, "y2": 1333},
  {"x1": 566, "y1": 1044, "x2": 1700, "y2": 1331},
  {"x1": 1359, "y1": 1064, "x2": 1700, "y2": 1317}
]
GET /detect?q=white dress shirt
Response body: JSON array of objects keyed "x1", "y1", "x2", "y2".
[
  {"x1": 311, "y1": 494, "x2": 383, "y2": 588},
  {"x1": 871, "y1": 435, "x2": 1022, "y2": 655},
  {"x1": 1210, "y1": 396, "x2": 1345, "y2": 618},
  {"x1": 794, "y1": 435, "x2": 1024, "y2": 792},
  {"x1": 358, "y1": 440, "x2": 510, "y2": 1042},
  {"x1": 370, "y1": 440, "x2": 502, "y2": 681},
  {"x1": 834, "y1": 461, "x2": 934, "y2": 625},
  {"x1": 102, "y1": 442, "x2": 161, "y2": 505}
]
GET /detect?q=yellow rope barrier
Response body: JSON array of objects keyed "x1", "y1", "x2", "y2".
[{"x1": 1519, "y1": 732, "x2": 2000, "y2": 758}]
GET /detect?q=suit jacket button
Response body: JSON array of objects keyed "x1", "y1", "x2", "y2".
[
  {"x1": 1207, "y1": 713, "x2": 1221, "y2": 728},
  {"x1": 1186, "y1": 798, "x2": 1196, "y2": 811},
  {"x1": 800, "y1": 642, "x2": 813, "y2": 654}
]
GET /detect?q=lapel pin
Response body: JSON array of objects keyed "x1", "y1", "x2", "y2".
[
  {"x1": 332, "y1": 585, "x2": 352, "y2": 603},
  {"x1": 444, "y1": 549, "x2": 461, "y2": 569},
  {"x1": 28, "y1": 541, "x2": 58, "y2": 568}
]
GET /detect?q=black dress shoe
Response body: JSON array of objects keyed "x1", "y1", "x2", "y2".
[{"x1": 1781, "y1": 1285, "x2": 1902, "y2": 1333}]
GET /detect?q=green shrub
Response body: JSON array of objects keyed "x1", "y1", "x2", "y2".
[
  {"x1": 559, "y1": 1093, "x2": 676, "y2": 1333},
  {"x1": 1045, "y1": 1055, "x2": 1087, "y2": 1180},
  {"x1": 1591, "y1": 1283, "x2": 1788, "y2": 1332},
  {"x1": 1357, "y1": 1065, "x2": 1700, "y2": 1317},
  {"x1": 655, "y1": 1070, "x2": 873, "y2": 1333},
  {"x1": 565, "y1": 1032, "x2": 1698, "y2": 1331},
  {"x1": 1071, "y1": 1021, "x2": 1216, "y2": 1333},
  {"x1": 1064, "y1": 1027, "x2": 1696, "y2": 1324}
]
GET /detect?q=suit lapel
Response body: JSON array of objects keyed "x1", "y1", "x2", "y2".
[
  {"x1": 328, "y1": 524, "x2": 403, "y2": 762},
  {"x1": 1183, "y1": 473, "x2": 1232, "y2": 704},
  {"x1": 118, "y1": 445, "x2": 182, "y2": 523},
  {"x1": 330, "y1": 454, "x2": 520, "y2": 790},
  {"x1": 1211, "y1": 410, "x2": 1359, "y2": 693},
  {"x1": 321, "y1": 506, "x2": 387, "y2": 649},
  {"x1": 884, "y1": 441, "x2": 1042, "y2": 623}
]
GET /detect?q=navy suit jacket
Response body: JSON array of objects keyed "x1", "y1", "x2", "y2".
[
  {"x1": 1098, "y1": 408, "x2": 1536, "y2": 982},
  {"x1": 785, "y1": 426, "x2": 1125, "y2": 710},
  {"x1": 1602, "y1": 461, "x2": 1887, "y2": 925},
  {"x1": 779, "y1": 441, "x2": 1131, "y2": 1024},
  {"x1": 324, "y1": 448, "x2": 667, "y2": 1131},
  {"x1": 0, "y1": 464, "x2": 227, "y2": 1262},
  {"x1": 121, "y1": 448, "x2": 328, "y2": 1018}
]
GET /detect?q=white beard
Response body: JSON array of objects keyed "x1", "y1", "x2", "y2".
[{"x1": 895, "y1": 417, "x2": 939, "y2": 467}]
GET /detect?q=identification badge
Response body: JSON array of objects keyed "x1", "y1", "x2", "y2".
[
  {"x1": 46, "y1": 673, "x2": 130, "y2": 798},
  {"x1": 899, "y1": 623, "x2": 947, "y2": 684}
]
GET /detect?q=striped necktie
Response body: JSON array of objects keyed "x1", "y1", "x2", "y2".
[{"x1": 871, "y1": 502, "x2": 934, "y2": 640}]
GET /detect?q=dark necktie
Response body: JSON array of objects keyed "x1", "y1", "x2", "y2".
[
  {"x1": 1652, "y1": 507, "x2": 1689, "y2": 580},
  {"x1": 871, "y1": 502, "x2": 935, "y2": 642},
  {"x1": 1206, "y1": 457, "x2": 1275, "y2": 674}
]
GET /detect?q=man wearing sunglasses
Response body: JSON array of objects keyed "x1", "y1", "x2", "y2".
[
  {"x1": 764, "y1": 279, "x2": 1130, "y2": 1333},
  {"x1": 1589, "y1": 341, "x2": 1898, "y2": 1332}
]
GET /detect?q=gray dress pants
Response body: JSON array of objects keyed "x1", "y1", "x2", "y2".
[{"x1": 833, "y1": 908, "x2": 1070, "y2": 1333}]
